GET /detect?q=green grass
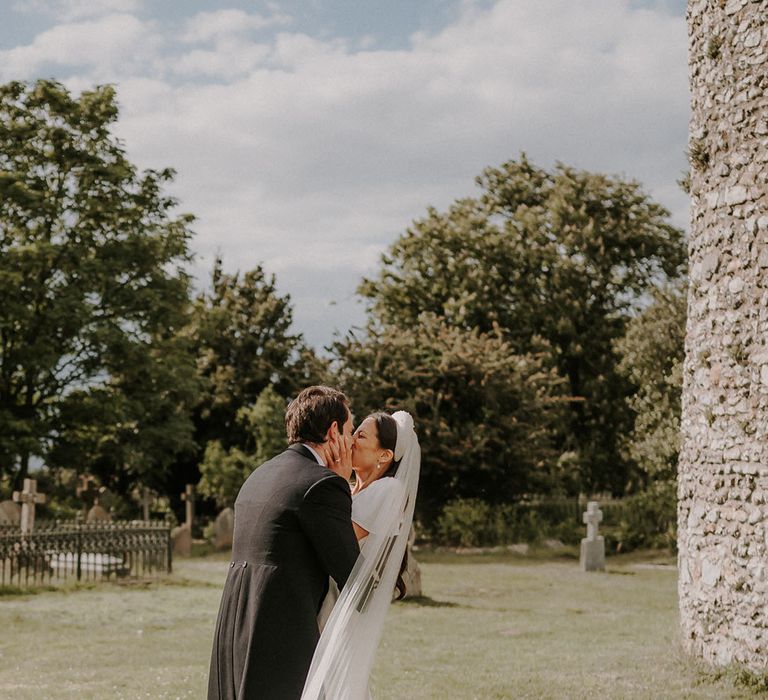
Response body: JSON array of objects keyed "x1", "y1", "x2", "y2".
[{"x1": 0, "y1": 551, "x2": 757, "y2": 699}]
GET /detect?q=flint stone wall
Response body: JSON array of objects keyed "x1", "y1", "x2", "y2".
[{"x1": 679, "y1": 0, "x2": 768, "y2": 671}]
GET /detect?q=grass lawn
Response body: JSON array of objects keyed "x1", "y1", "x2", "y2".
[{"x1": 0, "y1": 549, "x2": 756, "y2": 699}]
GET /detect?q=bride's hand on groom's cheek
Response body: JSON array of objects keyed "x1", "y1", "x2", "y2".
[{"x1": 326, "y1": 430, "x2": 353, "y2": 482}]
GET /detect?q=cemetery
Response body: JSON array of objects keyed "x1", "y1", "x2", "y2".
[
  {"x1": 0, "y1": 478, "x2": 171, "y2": 587},
  {"x1": 0, "y1": 495, "x2": 761, "y2": 697},
  {"x1": 1, "y1": 0, "x2": 767, "y2": 697}
]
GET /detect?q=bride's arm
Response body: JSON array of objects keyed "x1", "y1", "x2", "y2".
[{"x1": 352, "y1": 522, "x2": 368, "y2": 541}]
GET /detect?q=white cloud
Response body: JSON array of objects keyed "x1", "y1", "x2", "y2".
[
  {"x1": 181, "y1": 9, "x2": 291, "y2": 44},
  {"x1": 172, "y1": 41, "x2": 271, "y2": 79},
  {"x1": 13, "y1": 0, "x2": 143, "y2": 22},
  {"x1": 0, "y1": 13, "x2": 160, "y2": 82},
  {"x1": 3, "y1": 0, "x2": 689, "y2": 347}
]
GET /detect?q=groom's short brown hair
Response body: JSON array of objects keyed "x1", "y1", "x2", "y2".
[{"x1": 285, "y1": 386, "x2": 349, "y2": 444}]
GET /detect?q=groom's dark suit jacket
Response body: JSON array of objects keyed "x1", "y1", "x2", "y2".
[{"x1": 208, "y1": 444, "x2": 359, "y2": 700}]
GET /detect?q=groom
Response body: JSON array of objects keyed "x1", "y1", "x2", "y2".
[{"x1": 208, "y1": 385, "x2": 359, "y2": 700}]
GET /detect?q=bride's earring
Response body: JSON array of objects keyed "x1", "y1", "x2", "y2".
[{"x1": 376, "y1": 461, "x2": 381, "y2": 470}]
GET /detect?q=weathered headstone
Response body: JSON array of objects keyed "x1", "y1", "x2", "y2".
[
  {"x1": 580, "y1": 501, "x2": 605, "y2": 572},
  {"x1": 86, "y1": 504, "x2": 112, "y2": 523},
  {"x1": 12, "y1": 478, "x2": 46, "y2": 534},
  {"x1": 0, "y1": 500, "x2": 21, "y2": 525},
  {"x1": 172, "y1": 523, "x2": 192, "y2": 557},
  {"x1": 76, "y1": 475, "x2": 99, "y2": 518},
  {"x1": 140, "y1": 488, "x2": 153, "y2": 521},
  {"x1": 213, "y1": 507, "x2": 234, "y2": 550},
  {"x1": 181, "y1": 484, "x2": 195, "y2": 529},
  {"x1": 402, "y1": 526, "x2": 422, "y2": 598}
]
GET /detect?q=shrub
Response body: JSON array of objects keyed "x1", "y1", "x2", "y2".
[
  {"x1": 436, "y1": 498, "x2": 493, "y2": 547},
  {"x1": 433, "y1": 488, "x2": 677, "y2": 551},
  {"x1": 612, "y1": 480, "x2": 677, "y2": 552}
]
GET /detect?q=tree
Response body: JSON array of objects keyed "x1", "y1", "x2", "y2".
[
  {"x1": 175, "y1": 260, "x2": 323, "y2": 509},
  {"x1": 190, "y1": 258, "x2": 325, "y2": 453},
  {"x1": 198, "y1": 385, "x2": 287, "y2": 508},
  {"x1": 0, "y1": 80, "x2": 197, "y2": 488},
  {"x1": 334, "y1": 314, "x2": 569, "y2": 517},
  {"x1": 616, "y1": 284, "x2": 686, "y2": 488},
  {"x1": 358, "y1": 155, "x2": 686, "y2": 494},
  {"x1": 242, "y1": 384, "x2": 288, "y2": 465}
]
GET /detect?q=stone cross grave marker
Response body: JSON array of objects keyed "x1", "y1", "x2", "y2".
[
  {"x1": 12, "y1": 478, "x2": 46, "y2": 534},
  {"x1": 140, "y1": 488, "x2": 153, "y2": 521},
  {"x1": 76, "y1": 476, "x2": 99, "y2": 517},
  {"x1": 181, "y1": 484, "x2": 195, "y2": 529},
  {"x1": 580, "y1": 500, "x2": 605, "y2": 572}
]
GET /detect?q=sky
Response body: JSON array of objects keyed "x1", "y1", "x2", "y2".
[{"x1": 1, "y1": 0, "x2": 690, "y2": 350}]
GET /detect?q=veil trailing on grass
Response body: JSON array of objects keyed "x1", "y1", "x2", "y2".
[{"x1": 301, "y1": 410, "x2": 421, "y2": 700}]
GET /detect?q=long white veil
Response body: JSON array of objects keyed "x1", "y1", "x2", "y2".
[{"x1": 301, "y1": 411, "x2": 421, "y2": 700}]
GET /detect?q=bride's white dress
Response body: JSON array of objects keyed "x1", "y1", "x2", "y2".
[
  {"x1": 317, "y1": 477, "x2": 403, "y2": 631},
  {"x1": 302, "y1": 410, "x2": 420, "y2": 700}
]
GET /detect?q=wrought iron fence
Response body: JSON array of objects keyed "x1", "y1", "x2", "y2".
[{"x1": 0, "y1": 520, "x2": 172, "y2": 588}]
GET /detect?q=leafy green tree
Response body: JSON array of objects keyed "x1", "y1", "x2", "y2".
[
  {"x1": 240, "y1": 384, "x2": 288, "y2": 465},
  {"x1": 616, "y1": 284, "x2": 686, "y2": 488},
  {"x1": 48, "y1": 336, "x2": 200, "y2": 494},
  {"x1": 0, "y1": 80, "x2": 197, "y2": 488},
  {"x1": 358, "y1": 155, "x2": 686, "y2": 494},
  {"x1": 190, "y1": 258, "x2": 325, "y2": 453},
  {"x1": 334, "y1": 314, "x2": 569, "y2": 517},
  {"x1": 198, "y1": 385, "x2": 287, "y2": 507},
  {"x1": 197, "y1": 441, "x2": 253, "y2": 510}
]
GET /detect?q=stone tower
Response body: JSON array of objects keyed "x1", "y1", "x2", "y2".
[{"x1": 679, "y1": 0, "x2": 768, "y2": 671}]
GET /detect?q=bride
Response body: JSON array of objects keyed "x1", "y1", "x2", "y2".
[{"x1": 302, "y1": 410, "x2": 421, "y2": 700}]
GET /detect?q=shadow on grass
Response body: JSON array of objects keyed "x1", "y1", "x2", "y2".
[
  {"x1": 0, "y1": 573, "x2": 217, "y2": 597},
  {"x1": 415, "y1": 547, "x2": 580, "y2": 566},
  {"x1": 0, "y1": 581, "x2": 99, "y2": 597},
  {"x1": 399, "y1": 595, "x2": 462, "y2": 608}
]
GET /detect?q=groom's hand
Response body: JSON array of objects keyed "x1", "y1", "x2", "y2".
[{"x1": 325, "y1": 432, "x2": 353, "y2": 482}]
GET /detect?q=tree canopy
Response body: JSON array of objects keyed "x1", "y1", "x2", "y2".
[
  {"x1": 0, "y1": 80, "x2": 197, "y2": 489},
  {"x1": 355, "y1": 155, "x2": 687, "y2": 494},
  {"x1": 334, "y1": 315, "x2": 569, "y2": 516},
  {"x1": 197, "y1": 385, "x2": 287, "y2": 508},
  {"x1": 616, "y1": 284, "x2": 686, "y2": 488}
]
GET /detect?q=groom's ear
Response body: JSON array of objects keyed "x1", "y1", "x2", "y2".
[{"x1": 325, "y1": 420, "x2": 340, "y2": 443}]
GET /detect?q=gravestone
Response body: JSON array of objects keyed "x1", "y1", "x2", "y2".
[
  {"x1": 172, "y1": 523, "x2": 192, "y2": 557},
  {"x1": 580, "y1": 501, "x2": 604, "y2": 572},
  {"x1": 139, "y1": 488, "x2": 153, "y2": 521},
  {"x1": 76, "y1": 475, "x2": 99, "y2": 518},
  {"x1": 172, "y1": 485, "x2": 196, "y2": 557},
  {"x1": 86, "y1": 504, "x2": 112, "y2": 523},
  {"x1": 0, "y1": 500, "x2": 20, "y2": 525},
  {"x1": 12, "y1": 478, "x2": 46, "y2": 534},
  {"x1": 402, "y1": 526, "x2": 422, "y2": 598},
  {"x1": 213, "y1": 507, "x2": 234, "y2": 550},
  {"x1": 181, "y1": 484, "x2": 195, "y2": 527}
]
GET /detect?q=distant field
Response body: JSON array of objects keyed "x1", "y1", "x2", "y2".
[{"x1": 0, "y1": 549, "x2": 755, "y2": 699}]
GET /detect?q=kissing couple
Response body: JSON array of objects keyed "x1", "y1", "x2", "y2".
[{"x1": 208, "y1": 385, "x2": 421, "y2": 699}]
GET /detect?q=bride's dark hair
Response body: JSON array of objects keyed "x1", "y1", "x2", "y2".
[
  {"x1": 370, "y1": 412, "x2": 401, "y2": 477},
  {"x1": 369, "y1": 411, "x2": 408, "y2": 600}
]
